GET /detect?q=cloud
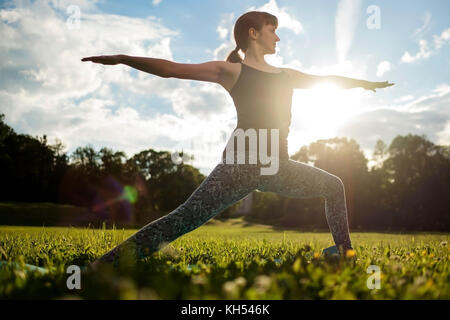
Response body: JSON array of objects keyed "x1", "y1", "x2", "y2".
[
  {"x1": 335, "y1": 0, "x2": 363, "y2": 63},
  {"x1": 433, "y1": 28, "x2": 450, "y2": 49},
  {"x1": 337, "y1": 83, "x2": 450, "y2": 154},
  {"x1": 49, "y1": 0, "x2": 102, "y2": 11},
  {"x1": 437, "y1": 121, "x2": 450, "y2": 146},
  {"x1": 0, "y1": 0, "x2": 238, "y2": 175},
  {"x1": 217, "y1": 25, "x2": 228, "y2": 39},
  {"x1": 395, "y1": 95, "x2": 414, "y2": 103},
  {"x1": 376, "y1": 61, "x2": 391, "y2": 77},
  {"x1": 411, "y1": 11, "x2": 432, "y2": 39},
  {"x1": 152, "y1": 0, "x2": 162, "y2": 6},
  {"x1": 401, "y1": 27, "x2": 450, "y2": 64},
  {"x1": 216, "y1": 13, "x2": 234, "y2": 41},
  {"x1": 400, "y1": 39, "x2": 432, "y2": 63},
  {"x1": 0, "y1": 1, "x2": 178, "y2": 99},
  {"x1": 248, "y1": 0, "x2": 304, "y2": 34},
  {"x1": 164, "y1": 82, "x2": 232, "y2": 119},
  {"x1": 212, "y1": 13, "x2": 235, "y2": 60},
  {"x1": 295, "y1": 59, "x2": 368, "y2": 79}
]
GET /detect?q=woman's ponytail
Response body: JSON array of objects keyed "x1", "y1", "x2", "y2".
[{"x1": 226, "y1": 46, "x2": 243, "y2": 63}]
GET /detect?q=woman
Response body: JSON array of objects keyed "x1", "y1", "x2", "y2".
[{"x1": 82, "y1": 11, "x2": 393, "y2": 268}]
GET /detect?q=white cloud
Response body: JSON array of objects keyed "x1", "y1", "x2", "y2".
[
  {"x1": 215, "y1": 13, "x2": 235, "y2": 41},
  {"x1": 401, "y1": 27, "x2": 450, "y2": 64},
  {"x1": 389, "y1": 83, "x2": 450, "y2": 113},
  {"x1": 335, "y1": 0, "x2": 363, "y2": 63},
  {"x1": 437, "y1": 121, "x2": 450, "y2": 146},
  {"x1": 296, "y1": 59, "x2": 368, "y2": 79},
  {"x1": 249, "y1": 0, "x2": 304, "y2": 34},
  {"x1": 337, "y1": 83, "x2": 450, "y2": 154},
  {"x1": 217, "y1": 25, "x2": 228, "y2": 39},
  {"x1": 49, "y1": 0, "x2": 102, "y2": 11},
  {"x1": 433, "y1": 28, "x2": 450, "y2": 49},
  {"x1": 212, "y1": 13, "x2": 236, "y2": 61},
  {"x1": 395, "y1": 95, "x2": 414, "y2": 103},
  {"x1": 152, "y1": 0, "x2": 162, "y2": 6},
  {"x1": 432, "y1": 83, "x2": 450, "y2": 95},
  {"x1": 411, "y1": 11, "x2": 432, "y2": 39},
  {"x1": 400, "y1": 39, "x2": 432, "y2": 63},
  {"x1": 164, "y1": 82, "x2": 232, "y2": 119},
  {"x1": 0, "y1": 0, "x2": 239, "y2": 175},
  {"x1": 0, "y1": 1, "x2": 178, "y2": 100},
  {"x1": 376, "y1": 61, "x2": 391, "y2": 77}
]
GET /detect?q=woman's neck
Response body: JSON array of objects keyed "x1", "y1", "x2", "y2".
[{"x1": 242, "y1": 50, "x2": 269, "y2": 68}]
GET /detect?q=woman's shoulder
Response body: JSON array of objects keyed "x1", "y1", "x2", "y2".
[
  {"x1": 279, "y1": 67, "x2": 297, "y2": 86},
  {"x1": 221, "y1": 61, "x2": 242, "y2": 75},
  {"x1": 279, "y1": 67, "x2": 294, "y2": 77},
  {"x1": 218, "y1": 62, "x2": 242, "y2": 94}
]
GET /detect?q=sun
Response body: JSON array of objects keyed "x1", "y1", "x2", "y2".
[{"x1": 290, "y1": 81, "x2": 364, "y2": 142}]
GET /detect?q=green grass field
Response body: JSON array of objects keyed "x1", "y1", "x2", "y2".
[{"x1": 0, "y1": 218, "x2": 448, "y2": 299}]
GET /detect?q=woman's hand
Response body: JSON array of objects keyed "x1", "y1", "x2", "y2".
[
  {"x1": 363, "y1": 80, "x2": 395, "y2": 92},
  {"x1": 81, "y1": 55, "x2": 123, "y2": 65}
]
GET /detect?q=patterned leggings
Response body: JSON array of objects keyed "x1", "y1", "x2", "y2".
[{"x1": 93, "y1": 155, "x2": 353, "y2": 265}]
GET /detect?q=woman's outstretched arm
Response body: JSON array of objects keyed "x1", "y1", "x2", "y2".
[
  {"x1": 81, "y1": 54, "x2": 175, "y2": 78},
  {"x1": 81, "y1": 54, "x2": 230, "y2": 84},
  {"x1": 283, "y1": 67, "x2": 394, "y2": 92}
]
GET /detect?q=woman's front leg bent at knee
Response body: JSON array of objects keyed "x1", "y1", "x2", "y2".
[{"x1": 258, "y1": 159, "x2": 353, "y2": 253}]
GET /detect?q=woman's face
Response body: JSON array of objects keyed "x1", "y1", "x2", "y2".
[{"x1": 256, "y1": 23, "x2": 280, "y2": 54}]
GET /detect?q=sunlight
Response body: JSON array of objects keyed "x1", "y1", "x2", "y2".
[{"x1": 291, "y1": 81, "x2": 364, "y2": 142}]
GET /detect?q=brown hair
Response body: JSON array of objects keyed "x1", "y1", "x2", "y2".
[{"x1": 226, "y1": 11, "x2": 278, "y2": 63}]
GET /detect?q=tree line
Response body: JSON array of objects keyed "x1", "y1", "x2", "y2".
[{"x1": 0, "y1": 113, "x2": 448, "y2": 231}]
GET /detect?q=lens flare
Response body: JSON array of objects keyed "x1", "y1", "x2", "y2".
[
  {"x1": 91, "y1": 176, "x2": 139, "y2": 223},
  {"x1": 123, "y1": 185, "x2": 138, "y2": 203}
]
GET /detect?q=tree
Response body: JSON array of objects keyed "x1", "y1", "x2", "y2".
[
  {"x1": 71, "y1": 145, "x2": 101, "y2": 178},
  {"x1": 372, "y1": 139, "x2": 387, "y2": 169},
  {"x1": 382, "y1": 134, "x2": 450, "y2": 230},
  {"x1": 99, "y1": 147, "x2": 127, "y2": 179}
]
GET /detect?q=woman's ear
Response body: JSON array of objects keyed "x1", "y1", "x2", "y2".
[{"x1": 248, "y1": 27, "x2": 258, "y2": 40}]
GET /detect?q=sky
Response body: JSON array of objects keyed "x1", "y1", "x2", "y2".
[{"x1": 0, "y1": 0, "x2": 449, "y2": 175}]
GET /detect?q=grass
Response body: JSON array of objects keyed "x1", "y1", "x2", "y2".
[{"x1": 0, "y1": 217, "x2": 448, "y2": 299}]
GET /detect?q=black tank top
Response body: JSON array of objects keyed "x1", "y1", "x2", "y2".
[{"x1": 221, "y1": 61, "x2": 294, "y2": 163}]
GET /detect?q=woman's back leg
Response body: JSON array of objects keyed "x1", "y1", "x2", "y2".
[{"x1": 93, "y1": 162, "x2": 260, "y2": 265}]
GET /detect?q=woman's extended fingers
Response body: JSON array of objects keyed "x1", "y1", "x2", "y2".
[
  {"x1": 363, "y1": 81, "x2": 394, "y2": 93},
  {"x1": 378, "y1": 81, "x2": 395, "y2": 88},
  {"x1": 81, "y1": 55, "x2": 120, "y2": 65},
  {"x1": 81, "y1": 56, "x2": 100, "y2": 62},
  {"x1": 368, "y1": 81, "x2": 395, "y2": 92},
  {"x1": 81, "y1": 56, "x2": 107, "y2": 63}
]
